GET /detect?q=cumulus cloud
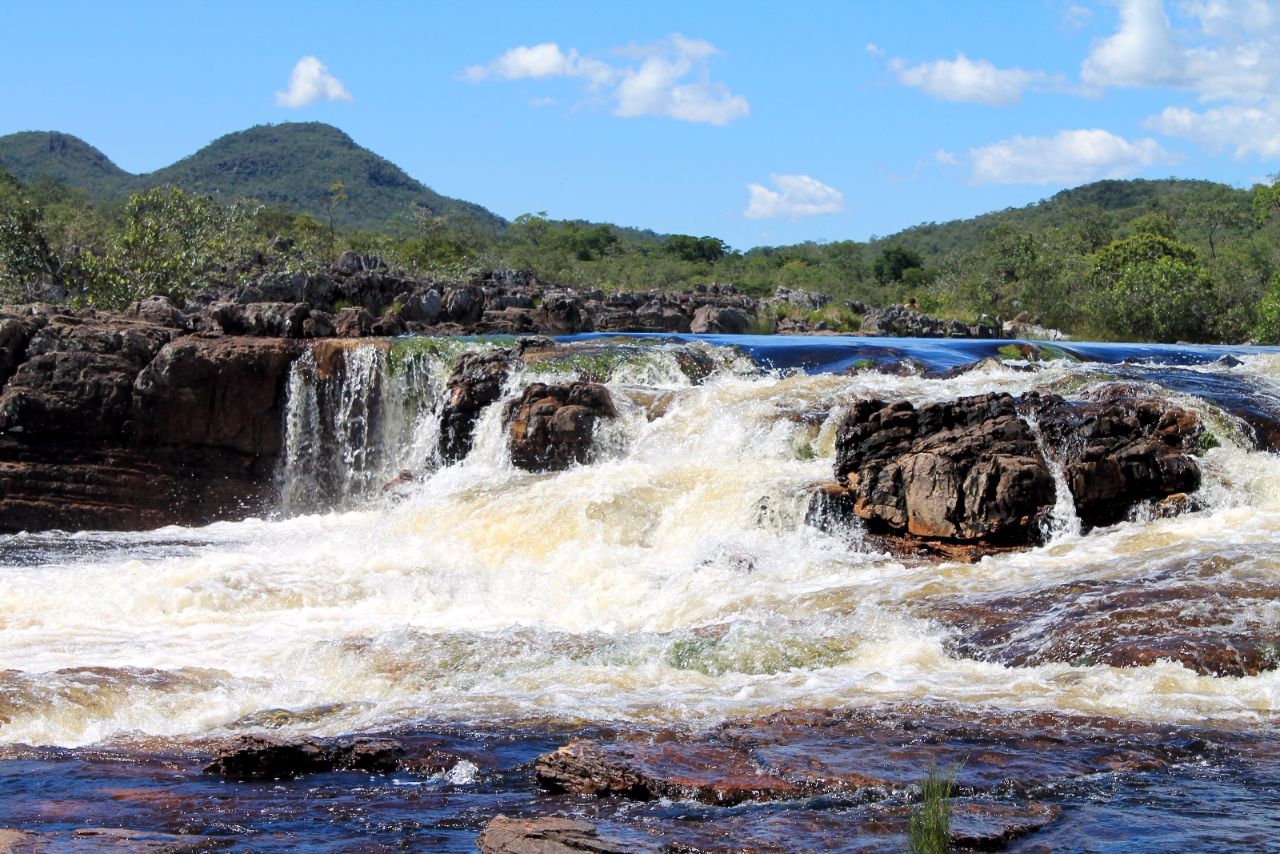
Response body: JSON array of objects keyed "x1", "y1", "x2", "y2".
[
  {"x1": 934, "y1": 149, "x2": 961, "y2": 167},
  {"x1": 1145, "y1": 103, "x2": 1280, "y2": 157},
  {"x1": 743, "y1": 174, "x2": 845, "y2": 219},
  {"x1": 969, "y1": 129, "x2": 1175, "y2": 185},
  {"x1": 1079, "y1": 0, "x2": 1280, "y2": 159},
  {"x1": 1081, "y1": 0, "x2": 1182, "y2": 89},
  {"x1": 463, "y1": 34, "x2": 748, "y2": 125},
  {"x1": 275, "y1": 56, "x2": 352, "y2": 108},
  {"x1": 888, "y1": 53, "x2": 1059, "y2": 105}
]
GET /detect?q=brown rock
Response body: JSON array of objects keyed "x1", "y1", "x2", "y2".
[
  {"x1": 834, "y1": 393, "x2": 1055, "y2": 547},
  {"x1": 922, "y1": 561, "x2": 1280, "y2": 677},
  {"x1": 534, "y1": 739, "x2": 804, "y2": 805},
  {"x1": 505, "y1": 382, "x2": 616, "y2": 472},
  {"x1": 438, "y1": 348, "x2": 512, "y2": 463},
  {"x1": 477, "y1": 816, "x2": 637, "y2": 854}
]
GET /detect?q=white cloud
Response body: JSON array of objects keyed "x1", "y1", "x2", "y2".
[
  {"x1": 1065, "y1": 5, "x2": 1094, "y2": 28},
  {"x1": 743, "y1": 174, "x2": 845, "y2": 219},
  {"x1": 1081, "y1": 0, "x2": 1182, "y2": 89},
  {"x1": 1145, "y1": 103, "x2": 1280, "y2": 157},
  {"x1": 1076, "y1": 0, "x2": 1280, "y2": 159},
  {"x1": 463, "y1": 34, "x2": 748, "y2": 125},
  {"x1": 934, "y1": 149, "x2": 961, "y2": 167},
  {"x1": 275, "y1": 56, "x2": 352, "y2": 108},
  {"x1": 969, "y1": 129, "x2": 1175, "y2": 185},
  {"x1": 888, "y1": 53, "x2": 1056, "y2": 105}
]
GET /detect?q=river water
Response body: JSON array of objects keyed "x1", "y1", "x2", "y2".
[{"x1": 1, "y1": 334, "x2": 1279, "y2": 849}]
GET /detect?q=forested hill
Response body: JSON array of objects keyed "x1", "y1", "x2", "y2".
[
  {"x1": 871, "y1": 178, "x2": 1252, "y2": 269},
  {"x1": 0, "y1": 123, "x2": 505, "y2": 232}
]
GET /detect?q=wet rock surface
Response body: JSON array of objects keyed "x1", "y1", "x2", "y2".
[
  {"x1": 204, "y1": 734, "x2": 406, "y2": 779},
  {"x1": 477, "y1": 816, "x2": 636, "y2": 854},
  {"x1": 824, "y1": 387, "x2": 1205, "y2": 555},
  {"x1": 1022, "y1": 389, "x2": 1203, "y2": 528},
  {"x1": 832, "y1": 393, "x2": 1056, "y2": 547},
  {"x1": 438, "y1": 348, "x2": 512, "y2": 464},
  {"x1": 1, "y1": 705, "x2": 1276, "y2": 852},
  {"x1": 922, "y1": 558, "x2": 1280, "y2": 677},
  {"x1": 505, "y1": 382, "x2": 617, "y2": 472}
]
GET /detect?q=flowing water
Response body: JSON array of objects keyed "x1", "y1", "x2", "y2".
[{"x1": 2, "y1": 333, "x2": 1280, "y2": 849}]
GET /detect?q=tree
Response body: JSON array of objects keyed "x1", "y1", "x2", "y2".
[
  {"x1": 663, "y1": 234, "x2": 727, "y2": 263},
  {"x1": 872, "y1": 245, "x2": 924, "y2": 285},
  {"x1": 1253, "y1": 177, "x2": 1280, "y2": 227},
  {"x1": 1251, "y1": 272, "x2": 1280, "y2": 344},
  {"x1": 1087, "y1": 233, "x2": 1215, "y2": 342},
  {"x1": 83, "y1": 186, "x2": 251, "y2": 308},
  {"x1": 323, "y1": 181, "x2": 347, "y2": 259},
  {"x1": 0, "y1": 190, "x2": 64, "y2": 301}
]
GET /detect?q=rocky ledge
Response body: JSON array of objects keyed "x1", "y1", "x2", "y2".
[{"x1": 810, "y1": 388, "x2": 1204, "y2": 558}]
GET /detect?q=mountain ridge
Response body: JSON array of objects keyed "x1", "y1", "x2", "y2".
[{"x1": 0, "y1": 122, "x2": 505, "y2": 232}]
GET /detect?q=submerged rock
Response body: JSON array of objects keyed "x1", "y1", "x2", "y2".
[
  {"x1": 922, "y1": 560, "x2": 1280, "y2": 677},
  {"x1": 534, "y1": 739, "x2": 802, "y2": 805},
  {"x1": 504, "y1": 382, "x2": 616, "y2": 472}
]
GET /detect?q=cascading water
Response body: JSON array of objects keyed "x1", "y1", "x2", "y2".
[
  {"x1": 278, "y1": 340, "x2": 462, "y2": 512},
  {"x1": 3, "y1": 334, "x2": 1278, "y2": 749}
]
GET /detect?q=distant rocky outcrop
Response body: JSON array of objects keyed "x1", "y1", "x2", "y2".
[{"x1": 859, "y1": 304, "x2": 1002, "y2": 339}]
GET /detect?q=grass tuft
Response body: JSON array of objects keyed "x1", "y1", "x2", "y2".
[{"x1": 908, "y1": 762, "x2": 958, "y2": 854}]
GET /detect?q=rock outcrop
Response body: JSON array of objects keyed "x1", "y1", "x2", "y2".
[
  {"x1": 504, "y1": 382, "x2": 616, "y2": 472},
  {"x1": 203, "y1": 735, "x2": 404, "y2": 780},
  {"x1": 438, "y1": 349, "x2": 512, "y2": 464},
  {"x1": 0, "y1": 309, "x2": 300, "y2": 533},
  {"x1": 818, "y1": 387, "x2": 1204, "y2": 555}
]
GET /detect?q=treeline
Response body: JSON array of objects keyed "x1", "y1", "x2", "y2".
[{"x1": 3, "y1": 168, "x2": 1280, "y2": 343}]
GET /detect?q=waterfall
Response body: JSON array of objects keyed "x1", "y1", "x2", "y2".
[
  {"x1": 1024, "y1": 414, "x2": 1083, "y2": 541},
  {"x1": 278, "y1": 340, "x2": 454, "y2": 513}
]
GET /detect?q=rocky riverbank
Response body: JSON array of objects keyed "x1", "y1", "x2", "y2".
[{"x1": 2, "y1": 702, "x2": 1276, "y2": 851}]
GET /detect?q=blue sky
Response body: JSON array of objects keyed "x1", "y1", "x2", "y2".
[{"x1": 2, "y1": 0, "x2": 1278, "y2": 249}]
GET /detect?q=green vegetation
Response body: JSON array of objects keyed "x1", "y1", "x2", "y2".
[
  {"x1": 3, "y1": 124, "x2": 1280, "y2": 344},
  {"x1": 908, "y1": 763, "x2": 958, "y2": 854}
]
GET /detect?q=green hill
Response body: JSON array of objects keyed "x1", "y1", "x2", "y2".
[
  {"x1": 0, "y1": 131, "x2": 133, "y2": 201},
  {"x1": 872, "y1": 178, "x2": 1251, "y2": 267},
  {"x1": 0, "y1": 123, "x2": 505, "y2": 232}
]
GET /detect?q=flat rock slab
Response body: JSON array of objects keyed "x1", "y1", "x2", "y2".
[
  {"x1": 536, "y1": 703, "x2": 1214, "y2": 808},
  {"x1": 922, "y1": 561, "x2": 1280, "y2": 677},
  {"x1": 0, "y1": 827, "x2": 229, "y2": 852},
  {"x1": 535, "y1": 739, "x2": 803, "y2": 805},
  {"x1": 481, "y1": 799, "x2": 1061, "y2": 853},
  {"x1": 477, "y1": 816, "x2": 644, "y2": 854}
]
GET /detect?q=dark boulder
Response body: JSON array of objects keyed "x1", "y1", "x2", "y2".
[
  {"x1": 504, "y1": 382, "x2": 616, "y2": 472},
  {"x1": 1022, "y1": 390, "x2": 1202, "y2": 528},
  {"x1": 690, "y1": 304, "x2": 751, "y2": 334},
  {"x1": 834, "y1": 393, "x2": 1055, "y2": 545},
  {"x1": 438, "y1": 349, "x2": 512, "y2": 463},
  {"x1": 204, "y1": 735, "x2": 405, "y2": 780}
]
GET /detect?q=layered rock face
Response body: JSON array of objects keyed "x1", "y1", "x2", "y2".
[
  {"x1": 0, "y1": 306, "x2": 299, "y2": 533},
  {"x1": 819, "y1": 388, "x2": 1204, "y2": 555}
]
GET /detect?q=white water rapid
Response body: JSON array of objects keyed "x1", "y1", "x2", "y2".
[{"x1": 1, "y1": 337, "x2": 1279, "y2": 748}]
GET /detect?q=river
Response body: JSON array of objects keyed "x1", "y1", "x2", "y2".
[{"x1": 1, "y1": 334, "x2": 1278, "y2": 851}]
